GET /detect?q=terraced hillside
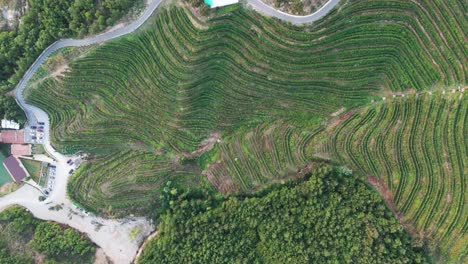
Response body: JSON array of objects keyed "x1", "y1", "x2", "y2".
[
  {"x1": 202, "y1": 122, "x2": 323, "y2": 192},
  {"x1": 25, "y1": 0, "x2": 465, "y2": 222},
  {"x1": 319, "y1": 92, "x2": 467, "y2": 261}
]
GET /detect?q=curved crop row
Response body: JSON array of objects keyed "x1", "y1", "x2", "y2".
[
  {"x1": 325, "y1": 93, "x2": 467, "y2": 262},
  {"x1": 204, "y1": 122, "x2": 320, "y2": 193},
  {"x1": 24, "y1": 1, "x2": 465, "y2": 224}
]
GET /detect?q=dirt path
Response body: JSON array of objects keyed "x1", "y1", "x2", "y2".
[
  {"x1": 367, "y1": 175, "x2": 418, "y2": 237},
  {"x1": 134, "y1": 230, "x2": 159, "y2": 263},
  {"x1": 182, "y1": 132, "x2": 221, "y2": 158}
]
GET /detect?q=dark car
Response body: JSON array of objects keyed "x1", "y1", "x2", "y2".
[
  {"x1": 69, "y1": 169, "x2": 74, "y2": 174},
  {"x1": 38, "y1": 122, "x2": 45, "y2": 125},
  {"x1": 67, "y1": 159, "x2": 72, "y2": 164},
  {"x1": 44, "y1": 191, "x2": 49, "y2": 195},
  {"x1": 39, "y1": 126, "x2": 44, "y2": 129},
  {"x1": 32, "y1": 136, "x2": 37, "y2": 140},
  {"x1": 37, "y1": 129, "x2": 44, "y2": 132},
  {"x1": 30, "y1": 126, "x2": 37, "y2": 129}
]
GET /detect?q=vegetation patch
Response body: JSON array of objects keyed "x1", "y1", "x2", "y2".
[
  {"x1": 20, "y1": 159, "x2": 42, "y2": 183},
  {"x1": 139, "y1": 164, "x2": 428, "y2": 263},
  {"x1": 0, "y1": 206, "x2": 96, "y2": 263}
]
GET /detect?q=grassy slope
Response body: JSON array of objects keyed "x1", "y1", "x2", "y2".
[
  {"x1": 20, "y1": 159, "x2": 42, "y2": 182},
  {"x1": 25, "y1": 0, "x2": 466, "y2": 260}
]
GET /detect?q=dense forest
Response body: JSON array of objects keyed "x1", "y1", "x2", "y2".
[
  {"x1": 0, "y1": 206, "x2": 96, "y2": 263},
  {"x1": 0, "y1": 0, "x2": 141, "y2": 123},
  {"x1": 139, "y1": 164, "x2": 428, "y2": 263}
]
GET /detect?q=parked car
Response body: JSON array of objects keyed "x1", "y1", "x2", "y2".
[
  {"x1": 30, "y1": 126, "x2": 37, "y2": 129},
  {"x1": 37, "y1": 129, "x2": 44, "y2": 132},
  {"x1": 38, "y1": 122, "x2": 45, "y2": 125},
  {"x1": 44, "y1": 191, "x2": 49, "y2": 195},
  {"x1": 32, "y1": 136, "x2": 37, "y2": 140},
  {"x1": 67, "y1": 159, "x2": 72, "y2": 164},
  {"x1": 69, "y1": 169, "x2": 74, "y2": 174}
]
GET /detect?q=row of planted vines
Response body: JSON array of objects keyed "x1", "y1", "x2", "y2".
[
  {"x1": 321, "y1": 92, "x2": 467, "y2": 262},
  {"x1": 24, "y1": 0, "x2": 466, "y2": 259},
  {"x1": 203, "y1": 122, "x2": 324, "y2": 193}
]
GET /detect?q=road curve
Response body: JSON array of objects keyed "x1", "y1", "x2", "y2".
[
  {"x1": 246, "y1": 0, "x2": 341, "y2": 25},
  {"x1": 3, "y1": 0, "x2": 340, "y2": 262}
]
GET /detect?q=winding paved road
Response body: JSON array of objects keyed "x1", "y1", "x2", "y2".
[
  {"x1": 247, "y1": 0, "x2": 341, "y2": 24},
  {"x1": 0, "y1": 0, "x2": 340, "y2": 263}
]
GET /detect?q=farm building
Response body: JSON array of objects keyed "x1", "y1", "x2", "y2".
[
  {"x1": 0, "y1": 130, "x2": 25, "y2": 144},
  {"x1": 1, "y1": 119, "x2": 20, "y2": 129},
  {"x1": 11, "y1": 144, "x2": 31, "y2": 157},
  {"x1": 3, "y1": 155, "x2": 28, "y2": 182},
  {"x1": 204, "y1": 0, "x2": 239, "y2": 8}
]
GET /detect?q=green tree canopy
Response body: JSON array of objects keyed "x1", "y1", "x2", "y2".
[{"x1": 140, "y1": 165, "x2": 428, "y2": 263}]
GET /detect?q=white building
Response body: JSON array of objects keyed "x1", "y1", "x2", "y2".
[
  {"x1": 1, "y1": 119, "x2": 20, "y2": 129},
  {"x1": 204, "y1": 0, "x2": 239, "y2": 8}
]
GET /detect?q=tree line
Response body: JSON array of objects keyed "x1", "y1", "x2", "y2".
[
  {"x1": 140, "y1": 164, "x2": 428, "y2": 263},
  {"x1": 0, "y1": 206, "x2": 96, "y2": 263}
]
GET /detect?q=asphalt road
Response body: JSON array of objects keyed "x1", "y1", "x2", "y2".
[
  {"x1": 247, "y1": 0, "x2": 341, "y2": 24},
  {"x1": 2, "y1": 0, "x2": 340, "y2": 262}
]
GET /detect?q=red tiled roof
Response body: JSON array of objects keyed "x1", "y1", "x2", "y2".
[
  {"x1": 11, "y1": 144, "x2": 31, "y2": 156},
  {"x1": 3, "y1": 155, "x2": 28, "y2": 182},
  {"x1": 0, "y1": 130, "x2": 25, "y2": 144}
]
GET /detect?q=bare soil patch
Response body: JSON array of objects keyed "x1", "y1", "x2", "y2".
[
  {"x1": 203, "y1": 160, "x2": 238, "y2": 193},
  {"x1": 182, "y1": 132, "x2": 220, "y2": 159},
  {"x1": 331, "y1": 107, "x2": 345, "y2": 117},
  {"x1": 94, "y1": 248, "x2": 111, "y2": 264},
  {"x1": 261, "y1": 0, "x2": 329, "y2": 15},
  {"x1": 295, "y1": 162, "x2": 315, "y2": 179},
  {"x1": 50, "y1": 63, "x2": 69, "y2": 81},
  {"x1": 326, "y1": 111, "x2": 354, "y2": 131},
  {"x1": 0, "y1": 182, "x2": 19, "y2": 196},
  {"x1": 367, "y1": 175, "x2": 418, "y2": 237}
]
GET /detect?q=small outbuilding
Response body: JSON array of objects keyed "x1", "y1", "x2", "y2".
[
  {"x1": 3, "y1": 155, "x2": 28, "y2": 182},
  {"x1": 1, "y1": 119, "x2": 20, "y2": 130},
  {"x1": 204, "y1": 0, "x2": 239, "y2": 8},
  {"x1": 11, "y1": 144, "x2": 31, "y2": 157}
]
